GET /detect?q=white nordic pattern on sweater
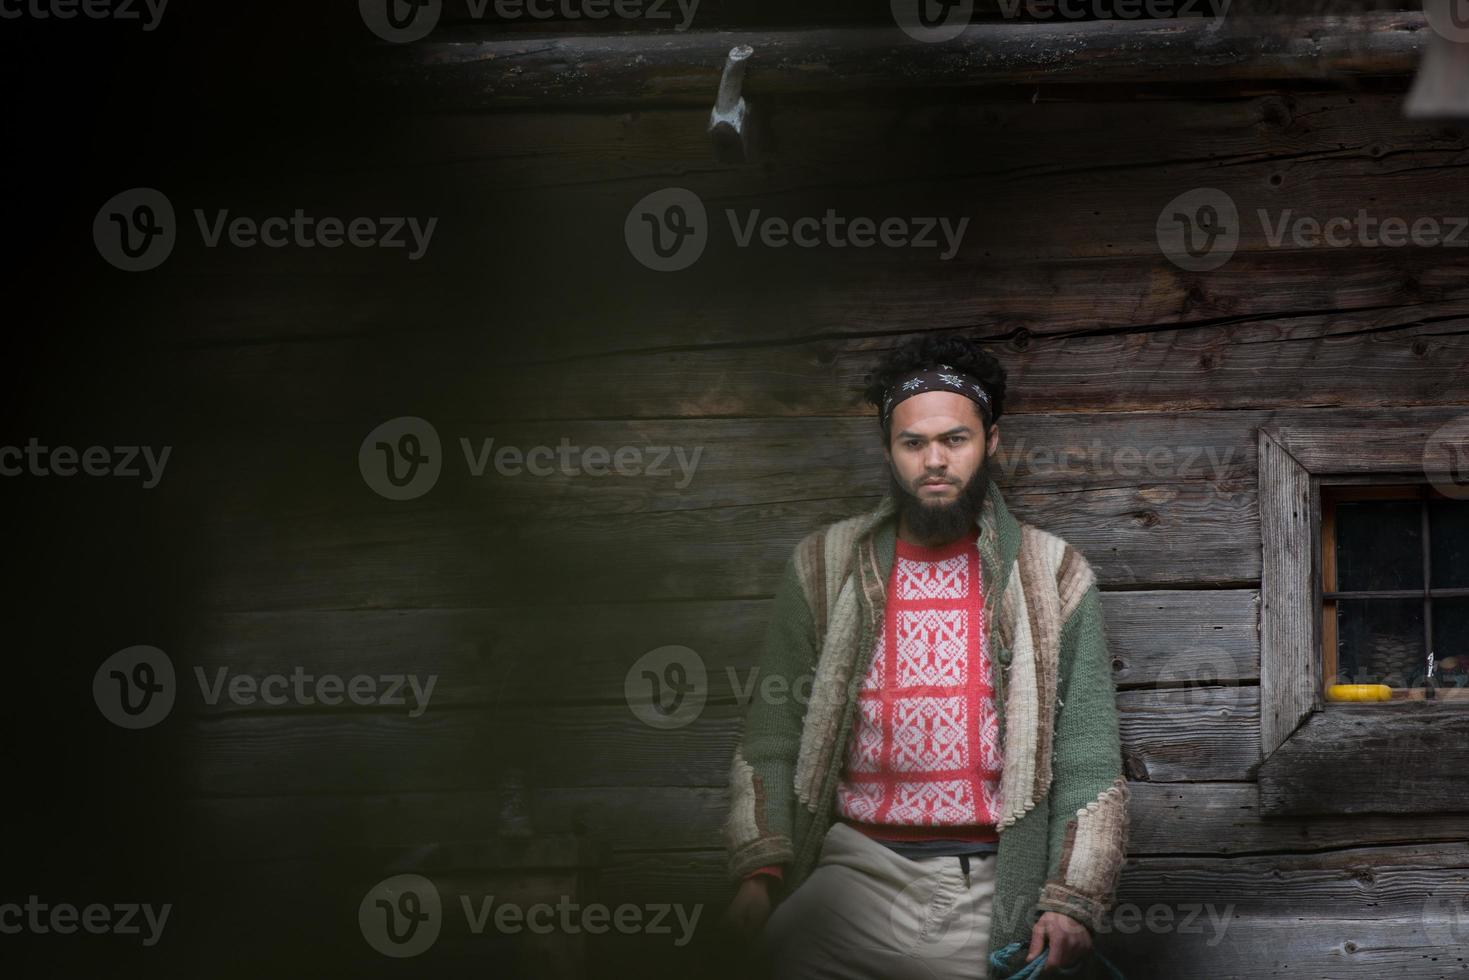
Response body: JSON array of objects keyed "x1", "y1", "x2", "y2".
[{"x1": 835, "y1": 539, "x2": 1003, "y2": 828}]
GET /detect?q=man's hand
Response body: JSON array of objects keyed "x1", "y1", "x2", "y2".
[
  {"x1": 1027, "y1": 910, "x2": 1091, "y2": 973},
  {"x1": 721, "y1": 877, "x2": 774, "y2": 941}
]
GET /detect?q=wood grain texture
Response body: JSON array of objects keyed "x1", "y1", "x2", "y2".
[
  {"x1": 1258, "y1": 428, "x2": 1316, "y2": 760},
  {"x1": 1259, "y1": 702, "x2": 1469, "y2": 815},
  {"x1": 377, "y1": 13, "x2": 1425, "y2": 109}
]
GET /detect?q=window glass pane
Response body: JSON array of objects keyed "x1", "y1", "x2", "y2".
[
  {"x1": 1334, "y1": 500, "x2": 1423, "y2": 591},
  {"x1": 1432, "y1": 597, "x2": 1469, "y2": 689},
  {"x1": 1429, "y1": 499, "x2": 1469, "y2": 590},
  {"x1": 1335, "y1": 598, "x2": 1426, "y2": 688}
]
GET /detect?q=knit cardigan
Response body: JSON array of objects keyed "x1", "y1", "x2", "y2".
[{"x1": 724, "y1": 480, "x2": 1129, "y2": 976}]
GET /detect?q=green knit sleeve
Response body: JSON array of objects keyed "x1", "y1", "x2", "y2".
[
  {"x1": 723, "y1": 551, "x2": 818, "y2": 880},
  {"x1": 1035, "y1": 583, "x2": 1130, "y2": 933}
]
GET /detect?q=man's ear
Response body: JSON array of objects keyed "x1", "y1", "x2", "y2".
[{"x1": 987, "y1": 422, "x2": 1001, "y2": 456}]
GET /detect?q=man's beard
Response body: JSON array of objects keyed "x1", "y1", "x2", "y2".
[{"x1": 890, "y1": 455, "x2": 992, "y2": 545}]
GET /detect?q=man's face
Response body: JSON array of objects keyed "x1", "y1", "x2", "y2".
[{"x1": 884, "y1": 390, "x2": 1001, "y2": 539}]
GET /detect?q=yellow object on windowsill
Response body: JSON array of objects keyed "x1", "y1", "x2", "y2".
[{"x1": 1326, "y1": 684, "x2": 1393, "y2": 702}]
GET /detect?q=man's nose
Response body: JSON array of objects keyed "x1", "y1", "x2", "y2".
[{"x1": 923, "y1": 445, "x2": 948, "y2": 470}]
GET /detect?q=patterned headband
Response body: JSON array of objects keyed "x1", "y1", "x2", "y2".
[{"x1": 880, "y1": 363, "x2": 994, "y2": 428}]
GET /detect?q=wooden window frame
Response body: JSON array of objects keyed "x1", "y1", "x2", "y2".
[{"x1": 1256, "y1": 422, "x2": 1469, "y2": 817}]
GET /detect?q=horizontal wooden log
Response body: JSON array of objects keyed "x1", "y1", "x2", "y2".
[
  {"x1": 96, "y1": 316, "x2": 1469, "y2": 431},
  {"x1": 379, "y1": 13, "x2": 1425, "y2": 109},
  {"x1": 1119, "y1": 685, "x2": 1260, "y2": 781},
  {"x1": 181, "y1": 488, "x2": 1255, "y2": 610},
  {"x1": 174, "y1": 588, "x2": 1257, "y2": 712},
  {"x1": 1259, "y1": 702, "x2": 1469, "y2": 816},
  {"x1": 1096, "y1": 915, "x2": 1469, "y2": 980},
  {"x1": 183, "y1": 688, "x2": 1250, "y2": 797},
  {"x1": 1122, "y1": 781, "x2": 1469, "y2": 856}
]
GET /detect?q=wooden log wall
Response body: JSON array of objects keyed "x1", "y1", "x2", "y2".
[{"x1": 7, "y1": 8, "x2": 1469, "y2": 978}]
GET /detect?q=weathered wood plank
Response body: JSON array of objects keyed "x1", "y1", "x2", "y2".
[
  {"x1": 184, "y1": 688, "x2": 1249, "y2": 796},
  {"x1": 101, "y1": 317, "x2": 1469, "y2": 429},
  {"x1": 1260, "y1": 702, "x2": 1469, "y2": 816},
  {"x1": 184, "y1": 488, "x2": 1256, "y2": 611},
  {"x1": 1259, "y1": 427, "x2": 1317, "y2": 759},
  {"x1": 379, "y1": 14, "x2": 1425, "y2": 109},
  {"x1": 1123, "y1": 781, "x2": 1469, "y2": 856},
  {"x1": 1119, "y1": 686, "x2": 1260, "y2": 782},
  {"x1": 1096, "y1": 916, "x2": 1469, "y2": 979},
  {"x1": 111, "y1": 236, "x2": 1469, "y2": 355},
  {"x1": 175, "y1": 589, "x2": 1257, "y2": 711},
  {"x1": 1105, "y1": 591, "x2": 1259, "y2": 689}
]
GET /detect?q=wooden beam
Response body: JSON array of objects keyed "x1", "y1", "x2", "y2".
[{"x1": 381, "y1": 12, "x2": 1427, "y2": 109}]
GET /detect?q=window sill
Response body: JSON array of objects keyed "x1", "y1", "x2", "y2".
[{"x1": 1258, "y1": 700, "x2": 1469, "y2": 816}]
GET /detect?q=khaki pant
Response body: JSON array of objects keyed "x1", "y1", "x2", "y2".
[{"x1": 759, "y1": 822, "x2": 997, "y2": 980}]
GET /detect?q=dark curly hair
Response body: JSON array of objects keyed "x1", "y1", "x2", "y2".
[{"x1": 862, "y1": 334, "x2": 1008, "y2": 440}]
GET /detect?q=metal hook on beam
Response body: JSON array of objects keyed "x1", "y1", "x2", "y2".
[{"x1": 709, "y1": 44, "x2": 758, "y2": 164}]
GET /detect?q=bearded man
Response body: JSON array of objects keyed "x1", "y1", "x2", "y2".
[{"x1": 721, "y1": 335, "x2": 1129, "y2": 979}]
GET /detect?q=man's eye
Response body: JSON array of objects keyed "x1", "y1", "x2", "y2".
[
  {"x1": 905, "y1": 440, "x2": 923, "y2": 449},
  {"x1": 948, "y1": 436, "x2": 967, "y2": 445}
]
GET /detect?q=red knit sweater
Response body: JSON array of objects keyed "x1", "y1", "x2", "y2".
[{"x1": 748, "y1": 530, "x2": 1002, "y2": 882}]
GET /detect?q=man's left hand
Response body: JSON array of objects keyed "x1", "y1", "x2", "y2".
[{"x1": 1027, "y1": 910, "x2": 1091, "y2": 973}]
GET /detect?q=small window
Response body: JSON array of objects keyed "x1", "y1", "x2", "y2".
[{"x1": 1322, "y1": 485, "x2": 1469, "y2": 701}]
